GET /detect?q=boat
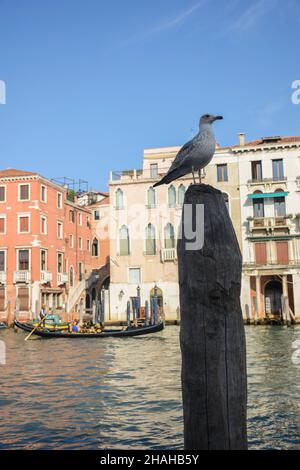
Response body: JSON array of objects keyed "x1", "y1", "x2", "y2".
[
  {"x1": 14, "y1": 320, "x2": 164, "y2": 338},
  {"x1": 30, "y1": 321, "x2": 69, "y2": 331},
  {"x1": 0, "y1": 322, "x2": 7, "y2": 329}
]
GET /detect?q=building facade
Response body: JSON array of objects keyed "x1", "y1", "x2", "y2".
[
  {"x1": 236, "y1": 135, "x2": 300, "y2": 322},
  {"x1": 0, "y1": 169, "x2": 95, "y2": 321},
  {"x1": 109, "y1": 134, "x2": 300, "y2": 323},
  {"x1": 109, "y1": 145, "x2": 241, "y2": 321}
]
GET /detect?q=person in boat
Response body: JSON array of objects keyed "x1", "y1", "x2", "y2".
[
  {"x1": 71, "y1": 320, "x2": 81, "y2": 333},
  {"x1": 39, "y1": 304, "x2": 47, "y2": 327}
]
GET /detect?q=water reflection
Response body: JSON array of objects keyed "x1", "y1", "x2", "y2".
[{"x1": 0, "y1": 326, "x2": 299, "y2": 449}]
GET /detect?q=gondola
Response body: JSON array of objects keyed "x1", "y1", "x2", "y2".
[
  {"x1": 14, "y1": 319, "x2": 164, "y2": 338},
  {"x1": 0, "y1": 322, "x2": 7, "y2": 329}
]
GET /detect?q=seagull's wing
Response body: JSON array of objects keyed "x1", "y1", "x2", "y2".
[{"x1": 167, "y1": 132, "x2": 207, "y2": 173}]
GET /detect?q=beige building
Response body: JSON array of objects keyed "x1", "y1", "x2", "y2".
[{"x1": 108, "y1": 144, "x2": 241, "y2": 321}]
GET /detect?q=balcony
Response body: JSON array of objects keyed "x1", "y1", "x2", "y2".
[
  {"x1": 41, "y1": 271, "x2": 53, "y2": 284},
  {"x1": 248, "y1": 216, "x2": 293, "y2": 235},
  {"x1": 0, "y1": 271, "x2": 6, "y2": 284},
  {"x1": 57, "y1": 272, "x2": 68, "y2": 285},
  {"x1": 14, "y1": 271, "x2": 31, "y2": 284},
  {"x1": 161, "y1": 248, "x2": 177, "y2": 262},
  {"x1": 247, "y1": 176, "x2": 287, "y2": 191}
]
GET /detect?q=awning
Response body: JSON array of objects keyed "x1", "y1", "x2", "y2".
[{"x1": 248, "y1": 192, "x2": 288, "y2": 199}]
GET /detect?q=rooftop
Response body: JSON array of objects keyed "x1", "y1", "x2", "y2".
[{"x1": 0, "y1": 168, "x2": 38, "y2": 178}]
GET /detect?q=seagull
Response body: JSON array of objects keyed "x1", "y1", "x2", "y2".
[{"x1": 153, "y1": 114, "x2": 223, "y2": 187}]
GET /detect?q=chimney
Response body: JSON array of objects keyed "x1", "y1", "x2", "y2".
[{"x1": 239, "y1": 133, "x2": 245, "y2": 146}]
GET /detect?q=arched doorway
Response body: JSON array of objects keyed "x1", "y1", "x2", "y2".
[
  {"x1": 150, "y1": 287, "x2": 163, "y2": 308},
  {"x1": 264, "y1": 280, "x2": 282, "y2": 317},
  {"x1": 85, "y1": 294, "x2": 91, "y2": 310}
]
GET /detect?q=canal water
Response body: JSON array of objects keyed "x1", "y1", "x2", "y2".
[{"x1": 0, "y1": 325, "x2": 299, "y2": 450}]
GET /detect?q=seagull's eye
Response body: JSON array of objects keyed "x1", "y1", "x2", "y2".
[{"x1": 204, "y1": 114, "x2": 210, "y2": 118}]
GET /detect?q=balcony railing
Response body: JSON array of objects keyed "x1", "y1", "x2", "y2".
[
  {"x1": 248, "y1": 216, "x2": 292, "y2": 232},
  {"x1": 14, "y1": 271, "x2": 31, "y2": 283},
  {"x1": 161, "y1": 248, "x2": 177, "y2": 262},
  {"x1": 110, "y1": 168, "x2": 205, "y2": 184},
  {"x1": 247, "y1": 176, "x2": 287, "y2": 185},
  {"x1": 57, "y1": 272, "x2": 68, "y2": 285},
  {"x1": 41, "y1": 271, "x2": 53, "y2": 283},
  {"x1": 0, "y1": 271, "x2": 6, "y2": 284},
  {"x1": 244, "y1": 260, "x2": 300, "y2": 268}
]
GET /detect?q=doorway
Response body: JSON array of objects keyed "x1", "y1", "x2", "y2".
[{"x1": 264, "y1": 280, "x2": 282, "y2": 318}]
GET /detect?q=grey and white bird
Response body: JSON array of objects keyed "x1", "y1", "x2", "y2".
[{"x1": 153, "y1": 114, "x2": 223, "y2": 187}]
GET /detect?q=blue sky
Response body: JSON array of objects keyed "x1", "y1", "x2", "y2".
[{"x1": 0, "y1": 0, "x2": 300, "y2": 190}]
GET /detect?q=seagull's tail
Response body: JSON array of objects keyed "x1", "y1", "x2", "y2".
[{"x1": 153, "y1": 168, "x2": 187, "y2": 187}]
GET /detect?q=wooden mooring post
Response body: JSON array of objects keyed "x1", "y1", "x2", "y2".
[{"x1": 178, "y1": 184, "x2": 247, "y2": 450}]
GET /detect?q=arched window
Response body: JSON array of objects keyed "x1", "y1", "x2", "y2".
[
  {"x1": 164, "y1": 223, "x2": 175, "y2": 249},
  {"x1": 223, "y1": 193, "x2": 229, "y2": 212},
  {"x1": 178, "y1": 184, "x2": 186, "y2": 206},
  {"x1": 274, "y1": 189, "x2": 286, "y2": 217},
  {"x1": 253, "y1": 191, "x2": 264, "y2": 218},
  {"x1": 119, "y1": 225, "x2": 130, "y2": 255},
  {"x1": 147, "y1": 187, "x2": 156, "y2": 207},
  {"x1": 115, "y1": 188, "x2": 124, "y2": 209},
  {"x1": 92, "y1": 238, "x2": 99, "y2": 257},
  {"x1": 145, "y1": 223, "x2": 156, "y2": 255},
  {"x1": 168, "y1": 185, "x2": 176, "y2": 207},
  {"x1": 70, "y1": 267, "x2": 74, "y2": 287}
]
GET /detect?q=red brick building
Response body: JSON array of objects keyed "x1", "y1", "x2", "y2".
[{"x1": 0, "y1": 168, "x2": 107, "y2": 321}]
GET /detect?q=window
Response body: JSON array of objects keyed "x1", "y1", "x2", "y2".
[
  {"x1": 272, "y1": 159, "x2": 284, "y2": 179},
  {"x1": 119, "y1": 225, "x2": 130, "y2": 255},
  {"x1": 274, "y1": 196, "x2": 286, "y2": 217},
  {"x1": 69, "y1": 267, "x2": 74, "y2": 287},
  {"x1": 92, "y1": 238, "x2": 99, "y2": 257},
  {"x1": 79, "y1": 237, "x2": 83, "y2": 250},
  {"x1": 129, "y1": 267, "x2": 141, "y2": 284},
  {"x1": 0, "y1": 186, "x2": 6, "y2": 202},
  {"x1": 217, "y1": 164, "x2": 228, "y2": 182},
  {"x1": 41, "y1": 185, "x2": 47, "y2": 202},
  {"x1": 147, "y1": 187, "x2": 156, "y2": 207},
  {"x1": 276, "y1": 241, "x2": 289, "y2": 264},
  {"x1": 69, "y1": 210, "x2": 75, "y2": 223},
  {"x1": 41, "y1": 216, "x2": 47, "y2": 235},
  {"x1": 57, "y1": 253, "x2": 63, "y2": 273},
  {"x1": 168, "y1": 185, "x2": 176, "y2": 207},
  {"x1": 79, "y1": 262, "x2": 83, "y2": 281},
  {"x1": 18, "y1": 215, "x2": 30, "y2": 233},
  {"x1": 87, "y1": 239, "x2": 90, "y2": 251},
  {"x1": 150, "y1": 163, "x2": 158, "y2": 178},
  {"x1": 57, "y1": 192, "x2": 63, "y2": 209},
  {"x1": 0, "y1": 251, "x2": 5, "y2": 271},
  {"x1": 254, "y1": 242, "x2": 267, "y2": 265},
  {"x1": 18, "y1": 287, "x2": 29, "y2": 311},
  {"x1": 18, "y1": 250, "x2": 29, "y2": 270},
  {"x1": 251, "y1": 161, "x2": 262, "y2": 181},
  {"x1": 70, "y1": 234, "x2": 74, "y2": 248},
  {"x1": 164, "y1": 223, "x2": 175, "y2": 249},
  {"x1": 41, "y1": 250, "x2": 47, "y2": 271},
  {"x1": 0, "y1": 215, "x2": 6, "y2": 234},
  {"x1": 0, "y1": 287, "x2": 5, "y2": 312},
  {"x1": 178, "y1": 185, "x2": 186, "y2": 206},
  {"x1": 57, "y1": 221, "x2": 63, "y2": 239},
  {"x1": 19, "y1": 184, "x2": 30, "y2": 201},
  {"x1": 253, "y1": 192, "x2": 264, "y2": 218},
  {"x1": 78, "y1": 212, "x2": 82, "y2": 225},
  {"x1": 94, "y1": 210, "x2": 100, "y2": 221},
  {"x1": 145, "y1": 223, "x2": 156, "y2": 255},
  {"x1": 115, "y1": 188, "x2": 124, "y2": 209}
]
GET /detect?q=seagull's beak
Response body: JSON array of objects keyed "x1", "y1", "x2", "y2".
[{"x1": 213, "y1": 115, "x2": 223, "y2": 121}]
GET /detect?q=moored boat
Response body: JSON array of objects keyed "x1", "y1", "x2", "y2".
[{"x1": 14, "y1": 320, "x2": 164, "y2": 338}]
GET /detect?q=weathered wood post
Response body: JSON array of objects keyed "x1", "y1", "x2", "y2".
[
  {"x1": 92, "y1": 300, "x2": 96, "y2": 324},
  {"x1": 178, "y1": 184, "x2": 247, "y2": 450},
  {"x1": 127, "y1": 300, "x2": 131, "y2": 327},
  {"x1": 145, "y1": 300, "x2": 149, "y2": 326}
]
